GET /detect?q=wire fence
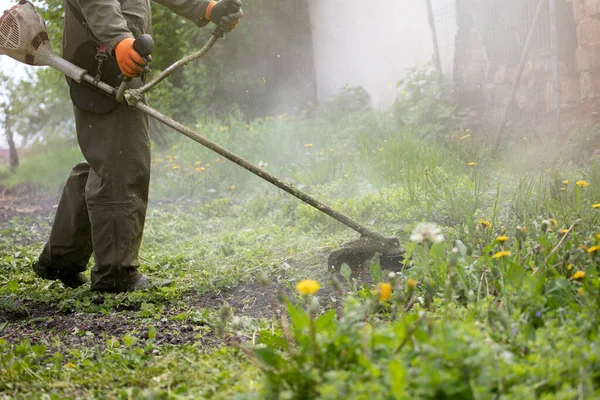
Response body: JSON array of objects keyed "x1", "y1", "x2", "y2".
[{"x1": 428, "y1": 0, "x2": 570, "y2": 129}]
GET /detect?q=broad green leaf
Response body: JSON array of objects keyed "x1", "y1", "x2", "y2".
[
  {"x1": 315, "y1": 309, "x2": 336, "y2": 332},
  {"x1": 370, "y1": 263, "x2": 383, "y2": 284},
  {"x1": 122, "y1": 334, "x2": 135, "y2": 347},
  {"x1": 389, "y1": 359, "x2": 407, "y2": 398},
  {"x1": 148, "y1": 326, "x2": 156, "y2": 340},
  {"x1": 284, "y1": 298, "x2": 309, "y2": 331},
  {"x1": 253, "y1": 347, "x2": 282, "y2": 368},
  {"x1": 8, "y1": 280, "x2": 18, "y2": 294},
  {"x1": 258, "y1": 330, "x2": 288, "y2": 350},
  {"x1": 340, "y1": 263, "x2": 352, "y2": 283}
]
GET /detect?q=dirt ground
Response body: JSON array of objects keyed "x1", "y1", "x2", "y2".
[{"x1": 0, "y1": 191, "x2": 355, "y2": 350}]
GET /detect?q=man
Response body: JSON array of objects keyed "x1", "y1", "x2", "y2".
[{"x1": 32, "y1": 0, "x2": 243, "y2": 292}]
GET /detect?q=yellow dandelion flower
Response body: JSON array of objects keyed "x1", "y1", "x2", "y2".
[
  {"x1": 215, "y1": 158, "x2": 222, "y2": 162},
  {"x1": 492, "y1": 251, "x2": 510, "y2": 259},
  {"x1": 576, "y1": 180, "x2": 589, "y2": 188},
  {"x1": 567, "y1": 264, "x2": 574, "y2": 271},
  {"x1": 172, "y1": 145, "x2": 178, "y2": 150},
  {"x1": 64, "y1": 362, "x2": 77, "y2": 369},
  {"x1": 465, "y1": 128, "x2": 471, "y2": 133},
  {"x1": 467, "y1": 162, "x2": 478, "y2": 167},
  {"x1": 577, "y1": 288, "x2": 585, "y2": 295},
  {"x1": 587, "y1": 245, "x2": 600, "y2": 253},
  {"x1": 316, "y1": 152, "x2": 324, "y2": 156},
  {"x1": 572, "y1": 271, "x2": 585, "y2": 279},
  {"x1": 593, "y1": 203, "x2": 600, "y2": 209},
  {"x1": 560, "y1": 188, "x2": 566, "y2": 192},
  {"x1": 549, "y1": 219, "x2": 557, "y2": 227},
  {"x1": 597, "y1": 233, "x2": 600, "y2": 240},
  {"x1": 296, "y1": 280, "x2": 320, "y2": 295},
  {"x1": 376, "y1": 282, "x2": 392, "y2": 301},
  {"x1": 304, "y1": 143, "x2": 314, "y2": 148},
  {"x1": 154, "y1": 158, "x2": 163, "y2": 163},
  {"x1": 562, "y1": 180, "x2": 569, "y2": 185},
  {"x1": 496, "y1": 236, "x2": 509, "y2": 242},
  {"x1": 173, "y1": 155, "x2": 178, "y2": 160},
  {"x1": 220, "y1": 126, "x2": 229, "y2": 132},
  {"x1": 195, "y1": 161, "x2": 202, "y2": 165},
  {"x1": 479, "y1": 220, "x2": 492, "y2": 228},
  {"x1": 195, "y1": 167, "x2": 205, "y2": 172},
  {"x1": 460, "y1": 134, "x2": 471, "y2": 140},
  {"x1": 172, "y1": 165, "x2": 180, "y2": 170},
  {"x1": 406, "y1": 278, "x2": 417, "y2": 290},
  {"x1": 230, "y1": 185, "x2": 236, "y2": 191},
  {"x1": 378, "y1": 147, "x2": 385, "y2": 151},
  {"x1": 205, "y1": 163, "x2": 210, "y2": 168},
  {"x1": 166, "y1": 155, "x2": 173, "y2": 159}
]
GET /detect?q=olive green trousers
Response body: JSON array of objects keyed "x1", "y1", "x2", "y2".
[{"x1": 39, "y1": 102, "x2": 150, "y2": 292}]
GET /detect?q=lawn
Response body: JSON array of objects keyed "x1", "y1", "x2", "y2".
[{"x1": 2, "y1": 91, "x2": 600, "y2": 399}]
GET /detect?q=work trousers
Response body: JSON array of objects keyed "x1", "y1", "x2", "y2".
[{"x1": 39, "y1": 102, "x2": 151, "y2": 292}]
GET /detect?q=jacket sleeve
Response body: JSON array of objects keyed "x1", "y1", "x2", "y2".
[
  {"x1": 75, "y1": 0, "x2": 134, "y2": 53},
  {"x1": 153, "y1": 0, "x2": 212, "y2": 27}
]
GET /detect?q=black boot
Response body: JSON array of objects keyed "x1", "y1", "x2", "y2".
[{"x1": 32, "y1": 261, "x2": 88, "y2": 289}]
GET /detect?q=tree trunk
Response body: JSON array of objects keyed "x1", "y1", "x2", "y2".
[{"x1": 5, "y1": 110, "x2": 19, "y2": 173}]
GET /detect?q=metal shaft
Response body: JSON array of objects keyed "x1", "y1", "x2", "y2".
[
  {"x1": 132, "y1": 36, "x2": 218, "y2": 96},
  {"x1": 134, "y1": 102, "x2": 393, "y2": 245}
]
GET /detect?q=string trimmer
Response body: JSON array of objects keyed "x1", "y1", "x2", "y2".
[{"x1": 0, "y1": 0, "x2": 404, "y2": 271}]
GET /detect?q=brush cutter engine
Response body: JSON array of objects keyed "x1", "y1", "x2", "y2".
[{"x1": 0, "y1": 0, "x2": 86, "y2": 81}]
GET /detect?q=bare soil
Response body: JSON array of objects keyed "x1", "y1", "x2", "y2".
[{"x1": 0, "y1": 193, "x2": 370, "y2": 350}]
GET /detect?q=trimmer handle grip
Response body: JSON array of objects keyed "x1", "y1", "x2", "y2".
[
  {"x1": 133, "y1": 34, "x2": 154, "y2": 61},
  {"x1": 118, "y1": 34, "x2": 154, "y2": 82},
  {"x1": 212, "y1": 0, "x2": 242, "y2": 38},
  {"x1": 117, "y1": 34, "x2": 154, "y2": 102}
]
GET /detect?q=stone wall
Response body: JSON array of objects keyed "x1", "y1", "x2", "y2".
[
  {"x1": 572, "y1": 0, "x2": 600, "y2": 113},
  {"x1": 451, "y1": 0, "x2": 588, "y2": 128}
]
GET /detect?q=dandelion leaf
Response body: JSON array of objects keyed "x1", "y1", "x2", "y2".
[
  {"x1": 340, "y1": 263, "x2": 352, "y2": 283},
  {"x1": 254, "y1": 347, "x2": 282, "y2": 369},
  {"x1": 284, "y1": 299, "x2": 309, "y2": 331},
  {"x1": 315, "y1": 309, "x2": 336, "y2": 332},
  {"x1": 370, "y1": 263, "x2": 383, "y2": 284},
  {"x1": 389, "y1": 359, "x2": 407, "y2": 398}
]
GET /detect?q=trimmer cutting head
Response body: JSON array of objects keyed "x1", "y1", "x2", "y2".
[{"x1": 328, "y1": 236, "x2": 404, "y2": 272}]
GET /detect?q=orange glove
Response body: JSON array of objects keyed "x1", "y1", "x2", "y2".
[
  {"x1": 206, "y1": 0, "x2": 243, "y2": 33},
  {"x1": 114, "y1": 38, "x2": 146, "y2": 78}
]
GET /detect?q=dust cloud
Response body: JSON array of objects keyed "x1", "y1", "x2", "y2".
[{"x1": 308, "y1": 0, "x2": 434, "y2": 109}]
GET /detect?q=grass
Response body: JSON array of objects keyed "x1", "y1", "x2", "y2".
[{"x1": 2, "y1": 92, "x2": 600, "y2": 398}]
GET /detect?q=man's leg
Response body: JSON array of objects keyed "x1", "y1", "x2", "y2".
[
  {"x1": 35, "y1": 161, "x2": 93, "y2": 288},
  {"x1": 74, "y1": 102, "x2": 151, "y2": 292}
]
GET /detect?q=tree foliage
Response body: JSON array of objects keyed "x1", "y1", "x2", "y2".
[{"x1": 9, "y1": 0, "x2": 317, "y2": 145}]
